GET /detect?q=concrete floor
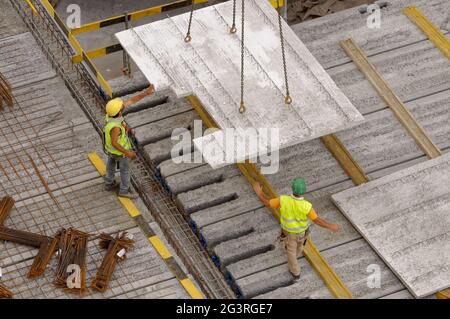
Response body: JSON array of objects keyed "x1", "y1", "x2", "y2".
[
  {"x1": 107, "y1": 0, "x2": 449, "y2": 298},
  {"x1": 0, "y1": 0, "x2": 193, "y2": 299}
]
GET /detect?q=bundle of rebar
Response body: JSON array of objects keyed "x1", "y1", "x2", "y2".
[
  {"x1": 0, "y1": 226, "x2": 50, "y2": 248},
  {"x1": 53, "y1": 228, "x2": 89, "y2": 295},
  {"x1": 0, "y1": 284, "x2": 13, "y2": 299},
  {"x1": 0, "y1": 72, "x2": 13, "y2": 110},
  {"x1": 0, "y1": 196, "x2": 15, "y2": 225},
  {"x1": 28, "y1": 235, "x2": 60, "y2": 278},
  {"x1": 91, "y1": 232, "x2": 134, "y2": 292}
]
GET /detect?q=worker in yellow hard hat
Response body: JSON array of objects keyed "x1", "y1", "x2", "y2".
[
  {"x1": 253, "y1": 178, "x2": 341, "y2": 281},
  {"x1": 103, "y1": 84, "x2": 155, "y2": 199}
]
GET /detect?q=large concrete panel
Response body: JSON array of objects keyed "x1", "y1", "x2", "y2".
[
  {"x1": 116, "y1": 0, "x2": 363, "y2": 167},
  {"x1": 332, "y1": 153, "x2": 450, "y2": 297},
  {"x1": 292, "y1": 0, "x2": 450, "y2": 69}
]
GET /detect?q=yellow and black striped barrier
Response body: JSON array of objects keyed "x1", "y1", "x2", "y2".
[
  {"x1": 70, "y1": 0, "x2": 209, "y2": 36},
  {"x1": 87, "y1": 152, "x2": 204, "y2": 299},
  {"x1": 26, "y1": 0, "x2": 114, "y2": 98}
]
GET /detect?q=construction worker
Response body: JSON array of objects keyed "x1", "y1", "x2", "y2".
[
  {"x1": 252, "y1": 178, "x2": 341, "y2": 281},
  {"x1": 103, "y1": 85, "x2": 155, "y2": 199}
]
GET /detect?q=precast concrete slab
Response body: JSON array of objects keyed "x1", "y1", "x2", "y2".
[
  {"x1": 332, "y1": 153, "x2": 450, "y2": 297},
  {"x1": 116, "y1": 0, "x2": 363, "y2": 168},
  {"x1": 292, "y1": 0, "x2": 450, "y2": 69}
]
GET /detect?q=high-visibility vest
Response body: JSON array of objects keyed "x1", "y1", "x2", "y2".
[
  {"x1": 103, "y1": 115, "x2": 132, "y2": 156},
  {"x1": 279, "y1": 195, "x2": 312, "y2": 234}
]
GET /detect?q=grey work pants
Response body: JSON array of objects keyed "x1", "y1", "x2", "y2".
[{"x1": 105, "y1": 155, "x2": 130, "y2": 193}]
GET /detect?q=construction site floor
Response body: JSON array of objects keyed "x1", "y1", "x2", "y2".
[
  {"x1": 0, "y1": 0, "x2": 193, "y2": 299},
  {"x1": 107, "y1": 0, "x2": 449, "y2": 299}
]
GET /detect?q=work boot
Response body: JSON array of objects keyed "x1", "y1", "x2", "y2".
[
  {"x1": 118, "y1": 189, "x2": 139, "y2": 199},
  {"x1": 290, "y1": 272, "x2": 301, "y2": 282},
  {"x1": 104, "y1": 182, "x2": 117, "y2": 191}
]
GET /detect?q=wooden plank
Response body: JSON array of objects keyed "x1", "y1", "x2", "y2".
[
  {"x1": 320, "y1": 134, "x2": 369, "y2": 186},
  {"x1": 404, "y1": 6, "x2": 450, "y2": 59},
  {"x1": 340, "y1": 38, "x2": 442, "y2": 160}
]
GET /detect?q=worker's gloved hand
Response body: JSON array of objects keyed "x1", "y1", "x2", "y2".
[{"x1": 124, "y1": 151, "x2": 137, "y2": 159}]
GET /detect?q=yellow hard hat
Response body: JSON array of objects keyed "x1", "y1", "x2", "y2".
[{"x1": 105, "y1": 98, "x2": 124, "y2": 117}]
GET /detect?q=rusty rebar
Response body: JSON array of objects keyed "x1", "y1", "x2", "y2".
[
  {"x1": 53, "y1": 228, "x2": 89, "y2": 295},
  {"x1": 91, "y1": 232, "x2": 134, "y2": 292},
  {"x1": 28, "y1": 234, "x2": 60, "y2": 278},
  {"x1": 0, "y1": 196, "x2": 15, "y2": 225},
  {"x1": 0, "y1": 284, "x2": 13, "y2": 299}
]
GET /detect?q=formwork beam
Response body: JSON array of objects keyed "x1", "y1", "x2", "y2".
[
  {"x1": 340, "y1": 38, "x2": 442, "y2": 160},
  {"x1": 403, "y1": 6, "x2": 450, "y2": 59}
]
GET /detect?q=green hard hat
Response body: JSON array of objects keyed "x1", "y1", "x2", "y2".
[{"x1": 292, "y1": 178, "x2": 307, "y2": 195}]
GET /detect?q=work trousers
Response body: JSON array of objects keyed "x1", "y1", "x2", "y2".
[
  {"x1": 282, "y1": 231, "x2": 308, "y2": 277},
  {"x1": 105, "y1": 155, "x2": 130, "y2": 193}
]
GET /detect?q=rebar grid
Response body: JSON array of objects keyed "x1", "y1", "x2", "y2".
[{"x1": 11, "y1": 0, "x2": 235, "y2": 299}]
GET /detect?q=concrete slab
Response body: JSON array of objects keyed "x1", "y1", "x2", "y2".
[
  {"x1": 116, "y1": 0, "x2": 363, "y2": 168},
  {"x1": 332, "y1": 153, "x2": 450, "y2": 297},
  {"x1": 328, "y1": 40, "x2": 450, "y2": 115},
  {"x1": 292, "y1": 0, "x2": 450, "y2": 69},
  {"x1": 241, "y1": 239, "x2": 404, "y2": 299},
  {"x1": 0, "y1": 32, "x2": 56, "y2": 89},
  {"x1": 0, "y1": 0, "x2": 27, "y2": 39},
  {"x1": 125, "y1": 98, "x2": 192, "y2": 128},
  {"x1": 134, "y1": 110, "x2": 200, "y2": 146}
]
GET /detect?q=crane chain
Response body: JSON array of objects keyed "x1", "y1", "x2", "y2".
[
  {"x1": 277, "y1": 0, "x2": 292, "y2": 105},
  {"x1": 184, "y1": 0, "x2": 195, "y2": 42},
  {"x1": 239, "y1": 0, "x2": 246, "y2": 114},
  {"x1": 230, "y1": 0, "x2": 237, "y2": 33}
]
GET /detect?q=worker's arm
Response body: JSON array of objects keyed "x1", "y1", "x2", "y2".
[
  {"x1": 111, "y1": 127, "x2": 136, "y2": 158},
  {"x1": 252, "y1": 182, "x2": 272, "y2": 208},
  {"x1": 310, "y1": 210, "x2": 340, "y2": 232},
  {"x1": 123, "y1": 84, "x2": 155, "y2": 108}
]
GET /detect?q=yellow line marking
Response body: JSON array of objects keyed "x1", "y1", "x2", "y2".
[
  {"x1": 87, "y1": 152, "x2": 203, "y2": 298},
  {"x1": 186, "y1": 95, "x2": 353, "y2": 299},
  {"x1": 118, "y1": 197, "x2": 141, "y2": 218},
  {"x1": 180, "y1": 278, "x2": 204, "y2": 299},
  {"x1": 88, "y1": 152, "x2": 141, "y2": 217},
  {"x1": 404, "y1": 6, "x2": 450, "y2": 59},
  {"x1": 88, "y1": 152, "x2": 106, "y2": 176},
  {"x1": 148, "y1": 235, "x2": 172, "y2": 259}
]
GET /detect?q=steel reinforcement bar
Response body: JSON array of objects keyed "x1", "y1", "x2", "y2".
[{"x1": 12, "y1": 0, "x2": 234, "y2": 299}]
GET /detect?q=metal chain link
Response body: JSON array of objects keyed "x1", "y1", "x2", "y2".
[
  {"x1": 230, "y1": 0, "x2": 237, "y2": 33},
  {"x1": 184, "y1": 0, "x2": 195, "y2": 42},
  {"x1": 239, "y1": 0, "x2": 246, "y2": 113},
  {"x1": 277, "y1": 0, "x2": 292, "y2": 105}
]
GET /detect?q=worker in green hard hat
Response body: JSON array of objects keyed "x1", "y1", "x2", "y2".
[{"x1": 253, "y1": 178, "x2": 340, "y2": 281}]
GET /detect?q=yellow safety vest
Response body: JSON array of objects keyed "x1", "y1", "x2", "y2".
[
  {"x1": 103, "y1": 115, "x2": 132, "y2": 156},
  {"x1": 279, "y1": 195, "x2": 312, "y2": 234}
]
